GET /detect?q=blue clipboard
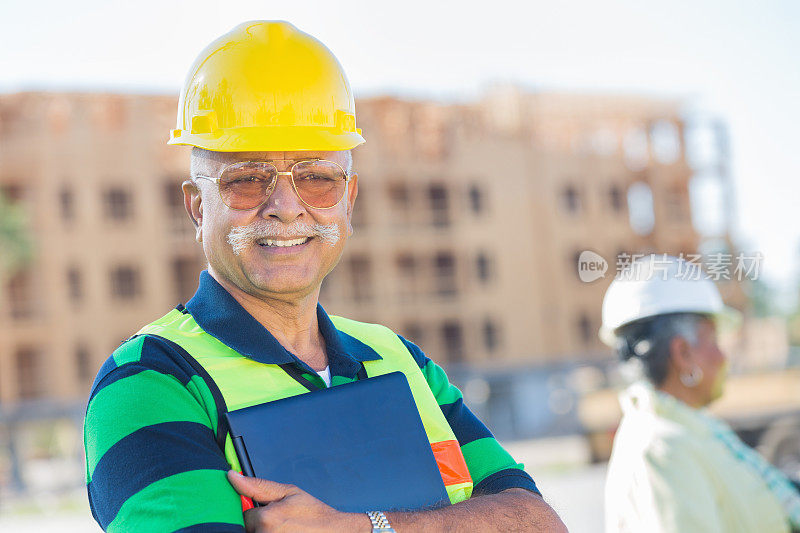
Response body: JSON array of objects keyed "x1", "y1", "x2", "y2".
[{"x1": 224, "y1": 371, "x2": 450, "y2": 512}]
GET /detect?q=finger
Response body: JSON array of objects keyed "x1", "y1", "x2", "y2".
[
  {"x1": 227, "y1": 470, "x2": 295, "y2": 504},
  {"x1": 242, "y1": 507, "x2": 264, "y2": 533},
  {"x1": 242, "y1": 505, "x2": 291, "y2": 533}
]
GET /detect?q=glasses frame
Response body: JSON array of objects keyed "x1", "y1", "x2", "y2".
[{"x1": 194, "y1": 158, "x2": 352, "y2": 211}]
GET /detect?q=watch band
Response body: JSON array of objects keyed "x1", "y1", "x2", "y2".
[{"x1": 366, "y1": 510, "x2": 395, "y2": 532}]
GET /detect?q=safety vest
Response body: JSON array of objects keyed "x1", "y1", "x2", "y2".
[{"x1": 137, "y1": 308, "x2": 473, "y2": 505}]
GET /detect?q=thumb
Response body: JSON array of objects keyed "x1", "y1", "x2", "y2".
[{"x1": 226, "y1": 470, "x2": 295, "y2": 504}]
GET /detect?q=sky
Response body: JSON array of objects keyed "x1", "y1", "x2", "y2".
[{"x1": 2, "y1": 0, "x2": 799, "y2": 306}]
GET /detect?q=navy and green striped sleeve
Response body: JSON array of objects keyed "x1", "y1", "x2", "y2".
[
  {"x1": 398, "y1": 336, "x2": 541, "y2": 497},
  {"x1": 84, "y1": 335, "x2": 244, "y2": 532}
]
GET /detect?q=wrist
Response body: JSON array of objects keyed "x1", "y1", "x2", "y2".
[{"x1": 348, "y1": 511, "x2": 373, "y2": 532}]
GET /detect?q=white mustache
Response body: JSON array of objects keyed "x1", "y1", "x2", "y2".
[{"x1": 227, "y1": 220, "x2": 341, "y2": 255}]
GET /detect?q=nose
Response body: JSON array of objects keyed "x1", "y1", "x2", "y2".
[{"x1": 259, "y1": 174, "x2": 305, "y2": 223}]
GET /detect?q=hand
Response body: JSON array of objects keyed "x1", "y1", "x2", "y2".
[{"x1": 226, "y1": 470, "x2": 371, "y2": 533}]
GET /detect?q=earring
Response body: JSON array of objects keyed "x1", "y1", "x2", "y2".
[{"x1": 680, "y1": 366, "x2": 704, "y2": 387}]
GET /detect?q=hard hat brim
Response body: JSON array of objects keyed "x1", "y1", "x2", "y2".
[{"x1": 168, "y1": 126, "x2": 365, "y2": 152}]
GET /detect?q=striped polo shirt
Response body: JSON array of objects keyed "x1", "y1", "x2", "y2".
[{"x1": 84, "y1": 271, "x2": 539, "y2": 532}]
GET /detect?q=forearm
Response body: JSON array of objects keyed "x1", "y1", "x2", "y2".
[{"x1": 385, "y1": 489, "x2": 567, "y2": 533}]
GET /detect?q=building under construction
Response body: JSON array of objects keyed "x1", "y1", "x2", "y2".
[{"x1": 0, "y1": 88, "x2": 737, "y2": 409}]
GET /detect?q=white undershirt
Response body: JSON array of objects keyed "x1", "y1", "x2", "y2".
[{"x1": 316, "y1": 366, "x2": 331, "y2": 387}]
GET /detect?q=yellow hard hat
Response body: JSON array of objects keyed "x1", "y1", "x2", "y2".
[{"x1": 169, "y1": 21, "x2": 365, "y2": 152}]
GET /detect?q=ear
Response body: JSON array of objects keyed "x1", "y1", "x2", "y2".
[
  {"x1": 345, "y1": 172, "x2": 359, "y2": 237},
  {"x1": 182, "y1": 179, "x2": 203, "y2": 243},
  {"x1": 668, "y1": 335, "x2": 694, "y2": 376}
]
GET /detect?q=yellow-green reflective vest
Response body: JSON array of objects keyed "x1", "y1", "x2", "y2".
[{"x1": 137, "y1": 309, "x2": 474, "y2": 505}]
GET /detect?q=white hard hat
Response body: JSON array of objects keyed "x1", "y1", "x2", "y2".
[{"x1": 599, "y1": 254, "x2": 727, "y2": 346}]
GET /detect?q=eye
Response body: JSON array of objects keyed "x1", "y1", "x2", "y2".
[
  {"x1": 231, "y1": 175, "x2": 266, "y2": 184},
  {"x1": 298, "y1": 173, "x2": 336, "y2": 182}
]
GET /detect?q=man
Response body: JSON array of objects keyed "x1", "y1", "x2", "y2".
[{"x1": 84, "y1": 21, "x2": 566, "y2": 532}]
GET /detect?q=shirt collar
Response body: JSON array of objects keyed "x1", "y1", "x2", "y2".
[
  {"x1": 184, "y1": 270, "x2": 382, "y2": 378},
  {"x1": 621, "y1": 381, "x2": 711, "y2": 436}
]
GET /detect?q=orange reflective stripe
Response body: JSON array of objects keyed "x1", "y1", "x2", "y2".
[
  {"x1": 431, "y1": 439, "x2": 472, "y2": 487},
  {"x1": 240, "y1": 495, "x2": 254, "y2": 511}
]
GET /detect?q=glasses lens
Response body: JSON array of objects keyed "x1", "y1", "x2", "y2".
[
  {"x1": 291, "y1": 160, "x2": 347, "y2": 208},
  {"x1": 218, "y1": 162, "x2": 277, "y2": 209}
]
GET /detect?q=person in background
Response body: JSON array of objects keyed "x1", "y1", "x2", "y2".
[{"x1": 600, "y1": 254, "x2": 800, "y2": 533}]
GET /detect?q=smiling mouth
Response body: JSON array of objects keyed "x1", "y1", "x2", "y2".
[{"x1": 256, "y1": 236, "x2": 312, "y2": 248}]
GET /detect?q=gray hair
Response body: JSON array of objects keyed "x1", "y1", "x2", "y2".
[
  {"x1": 190, "y1": 147, "x2": 214, "y2": 179},
  {"x1": 615, "y1": 313, "x2": 704, "y2": 386}
]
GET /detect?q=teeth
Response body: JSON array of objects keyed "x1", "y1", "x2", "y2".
[{"x1": 258, "y1": 237, "x2": 310, "y2": 247}]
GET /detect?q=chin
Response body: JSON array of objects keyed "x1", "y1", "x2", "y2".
[
  {"x1": 708, "y1": 366, "x2": 728, "y2": 403},
  {"x1": 710, "y1": 386, "x2": 725, "y2": 403},
  {"x1": 244, "y1": 269, "x2": 318, "y2": 296},
  {"x1": 704, "y1": 384, "x2": 725, "y2": 406}
]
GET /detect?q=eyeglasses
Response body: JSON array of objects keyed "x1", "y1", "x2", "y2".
[{"x1": 194, "y1": 159, "x2": 351, "y2": 210}]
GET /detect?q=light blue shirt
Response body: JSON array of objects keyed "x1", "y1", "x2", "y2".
[{"x1": 605, "y1": 382, "x2": 789, "y2": 533}]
